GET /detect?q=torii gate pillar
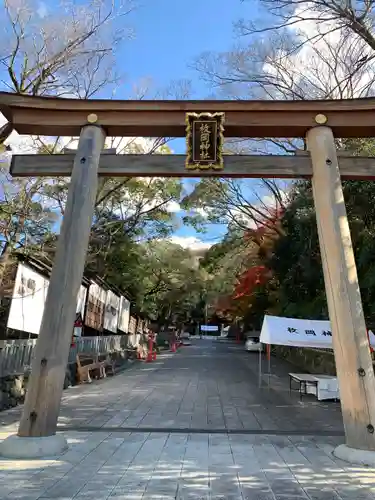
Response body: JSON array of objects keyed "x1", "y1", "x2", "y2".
[
  {"x1": 0, "y1": 122, "x2": 106, "y2": 458},
  {"x1": 308, "y1": 125, "x2": 375, "y2": 461}
]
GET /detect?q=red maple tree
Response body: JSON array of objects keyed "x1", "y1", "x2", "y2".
[{"x1": 233, "y1": 265, "x2": 269, "y2": 300}]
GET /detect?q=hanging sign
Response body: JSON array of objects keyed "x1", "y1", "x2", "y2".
[
  {"x1": 260, "y1": 315, "x2": 375, "y2": 350},
  {"x1": 74, "y1": 312, "x2": 83, "y2": 328},
  {"x1": 185, "y1": 112, "x2": 225, "y2": 170},
  {"x1": 200, "y1": 325, "x2": 219, "y2": 332},
  {"x1": 73, "y1": 312, "x2": 83, "y2": 338}
]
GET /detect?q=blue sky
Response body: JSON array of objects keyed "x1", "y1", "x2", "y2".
[
  {"x1": 1, "y1": 0, "x2": 267, "y2": 249},
  {"x1": 119, "y1": 0, "x2": 258, "y2": 97},
  {"x1": 115, "y1": 0, "x2": 262, "y2": 247}
]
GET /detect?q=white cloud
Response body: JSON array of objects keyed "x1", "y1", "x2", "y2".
[
  {"x1": 0, "y1": 111, "x2": 165, "y2": 157},
  {"x1": 112, "y1": 194, "x2": 181, "y2": 219},
  {"x1": 169, "y1": 236, "x2": 212, "y2": 251},
  {"x1": 130, "y1": 198, "x2": 180, "y2": 215},
  {"x1": 0, "y1": 114, "x2": 36, "y2": 157},
  {"x1": 37, "y1": 2, "x2": 48, "y2": 18},
  {"x1": 0, "y1": 114, "x2": 76, "y2": 162},
  {"x1": 263, "y1": 3, "x2": 375, "y2": 99},
  {"x1": 165, "y1": 201, "x2": 181, "y2": 213},
  {"x1": 227, "y1": 188, "x2": 288, "y2": 229},
  {"x1": 61, "y1": 136, "x2": 157, "y2": 154},
  {"x1": 228, "y1": 208, "x2": 257, "y2": 229},
  {"x1": 184, "y1": 207, "x2": 211, "y2": 218},
  {"x1": 259, "y1": 188, "x2": 288, "y2": 209},
  {"x1": 195, "y1": 207, "x2": 209, "y2": 217}
]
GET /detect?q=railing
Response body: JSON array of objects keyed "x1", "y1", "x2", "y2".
[
  {"x1": 0, "y1": 335, "x2": 129, "y2": 378},
  {"x1": 0, "y1": 340, "x2": 35, "y2": 378},
  {"x1": 68, "y1": 335, "x2": 128, "y2": 363}
]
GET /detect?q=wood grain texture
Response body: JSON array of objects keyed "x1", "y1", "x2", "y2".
[
  {"x1": 10, "y1": 153, "x2": 375, "y2": 179},
  {"x1": 2, "y1": 91, "x2": 375, "y2": 138},
  {"x1": 309, "y1": 126, "x2": 375, "y2": 451},
  {"x1": 63, "y1": 147, "x2": 117, "y2": 155},
  {"x1": 17, "y1": 125, "x2": 105, "y2": 438}
]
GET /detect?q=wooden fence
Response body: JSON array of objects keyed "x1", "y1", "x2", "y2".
[{"x1": 0, "y1": 336, "x2": 129, "y2": 378}]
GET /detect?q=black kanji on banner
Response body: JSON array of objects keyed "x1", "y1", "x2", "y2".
[
  {"x1": 288, "y1": 327, "x2": 298, "y2": 334},
  {"x1": 305, "y1": 329, "x2": 316, "y2": 336}
]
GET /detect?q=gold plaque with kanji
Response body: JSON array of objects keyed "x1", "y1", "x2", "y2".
[{"x1": 185, "y1": 112, "x2": 225, "y2": 170}]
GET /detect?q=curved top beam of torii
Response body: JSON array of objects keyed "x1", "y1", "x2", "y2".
[{"x1": 1, "y1": 91, "x2": 375, "y2": 139}]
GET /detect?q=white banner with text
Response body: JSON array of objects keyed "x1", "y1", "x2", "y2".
[{"x1": 260, "y1": 315, "x2": 375, "y2": 348}]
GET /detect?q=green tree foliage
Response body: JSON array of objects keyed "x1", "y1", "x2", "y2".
[
  {"x1": 268, "y1": 181, "x2": 327, "y2": 319},
  {"x1": 182, "y1": 178, "x2": 286, "y2": 233},
  {"x1": 124, "y1": 240, "x2": 208, "y2": 325},
  {"x1": 266, "y1": 177, "x2": 375, "y2": 326},
  {"x1": 199, "y1": 136, "x2": 375, "y2": 330},
  {"x1": 187, "y1": 0, "x2": 375, "y2": 330},
  {"x1": 263, "y1": 139, "x2": 375, "y2": 325},
  {"x1": 0, "y1": 0, "x2": 197, "y2": 320},
  {"x1": 199, "y1": 228, "x2": 260, "y2": 322}
]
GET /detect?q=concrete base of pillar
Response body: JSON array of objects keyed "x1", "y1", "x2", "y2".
[
  {"x1": 334, "y1": 444, "x2": 375, "y2": 467},
  {"x1": 0, "y1": 433, "x2": 68, "y2": 459}
]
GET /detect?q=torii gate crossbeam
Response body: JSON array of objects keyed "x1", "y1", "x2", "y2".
[
  {"x1": 1, "y1": 91, "x2": 375, "y2": 138},
  {"x1": 0, "y1": 91, "x2": 374, "y2": 465}
]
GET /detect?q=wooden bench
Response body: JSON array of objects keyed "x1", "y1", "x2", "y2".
[
  {"x1": 97, "y1": 353, "x2": 115, "y2": 377},
  {"x1": 125, "y1": 346, "x2": 138, "y2": 360},
  {"x1": 76, "y1": 353, "x2": 102, "y2": 384},
  {"x1": 115, "y1": 346, "x2": 138, "y2": 360},
  {"x1": 76, "y1": 353, "x2": 117, "y2": 383}
]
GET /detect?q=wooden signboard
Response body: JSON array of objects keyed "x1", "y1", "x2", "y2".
[
  {"x1": 85, "y1": 296, "x2": 105, "y2": 331},
  {"x1": 137, "y1": 319, "x2": 144, "y2": 333},
  {"x1": 185, "y1": 112, "x2": 225, "y2": 170},
  {"x1": 128, "y1": 316, "x2": 137, "y2": 335}
]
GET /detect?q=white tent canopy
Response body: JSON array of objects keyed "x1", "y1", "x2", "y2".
[{"x1": 260, "y1": 315, "x2": 375, "y2": 348}]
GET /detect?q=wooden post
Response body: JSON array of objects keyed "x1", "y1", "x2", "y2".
[
  {"x1": 18, "y1": 124, "x2": 105, "y2": 437},
  {"x1": 308, "y1": 125, "x2": 375, "y2": 451}
]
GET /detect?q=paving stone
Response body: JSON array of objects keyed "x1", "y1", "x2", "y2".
[
  {"x1": 0, "y1": 340, "x2": 372, "y2": 500},
  {"x1": 241, "y1": 489, "x2": 276, "y2": 500},
  {"x1": 175, "y1": 490, "x2": 210, "y2": 500},
  {"x1": 4, "y1": 493, "x2": 42, "y2": 500},
  {"x1": 333, "y1": 490, "x2": 375, "y2": 500},
  {"x1": 269, "y1": 479, "x2": 307, "y2": 496},
  {"x1": 142, "y1": 493, "x2": 177, "y2": 500},
  {"x1": 274, "y1": 497, "x2": 308, "y2": 500},
  {"x1": 210, "y1": 496, "x2": 243, "y2": 500},
  {"x1": 303, "y1": 489, "x2": 341, "y2": 500},
  {"x1": 109, "y1": 493, "x2": 144, "y2": 500},
  {"x1": 38, "y1": 497, "x2": 75, "y2": 500}
]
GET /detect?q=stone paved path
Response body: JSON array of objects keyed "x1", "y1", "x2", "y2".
[{"x1": 0, "y1": 338, "x2": 374, "y2": 499}]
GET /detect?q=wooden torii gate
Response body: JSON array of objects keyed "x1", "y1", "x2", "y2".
[{"x1": 1, "y1": 92, "x2": 375, "y2": 461}]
